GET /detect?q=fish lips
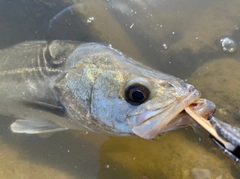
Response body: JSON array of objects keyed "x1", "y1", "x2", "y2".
[{"x1": 132, "y1": 89, "x2": 207, "y2": 139}]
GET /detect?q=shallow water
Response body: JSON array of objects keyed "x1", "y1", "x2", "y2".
[{"x1": 0, "y1": 0, "x2": 240, "y2": 178}]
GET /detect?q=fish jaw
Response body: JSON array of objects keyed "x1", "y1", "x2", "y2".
[
  {"x1": 132, "y1": 89, "x2": 201, "y2": 139},
  {"x1": 190, "y1": 98, "x2": 216, "y2": 118},
  {"x1": 159, "y1": 98, "x2": 216, "y2": 133}
]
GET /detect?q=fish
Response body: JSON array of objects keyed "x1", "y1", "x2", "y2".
[{"x1": 0, "y1": 40, "x2": 215, "y2": 139}]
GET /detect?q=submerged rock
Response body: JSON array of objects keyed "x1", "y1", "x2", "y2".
[
  {"x1": 191, "y1": 168, "x2": 210, "y2": 179},
  {"x1": 188, "y1": 58, "x2": 240, "y2": 127}
]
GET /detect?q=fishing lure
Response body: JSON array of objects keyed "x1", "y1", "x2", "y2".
[{"x1": 185, "y1": 107, "x2": 240, "y2": 163}]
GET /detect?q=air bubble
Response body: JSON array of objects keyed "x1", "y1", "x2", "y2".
[
  {"x1": 87, "y1": 17, "x2": 94, "y2": 23},
  {"x1": 163, "y1": 44, "x2": 168, "y2": 49},
  {"x1": 106, "y1": 165, "x2": 110, "y2": 168},
  {"x1": 220, "y1": 37, "x2": 237, "y2": 53}
]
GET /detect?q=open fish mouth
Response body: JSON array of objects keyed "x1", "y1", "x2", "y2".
[{"x1": 132, "y1": 89, "x2": 216, "y2": 139}]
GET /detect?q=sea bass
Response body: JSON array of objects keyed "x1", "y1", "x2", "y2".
[{"x1": 0, "y1": 40, "x2": 215, "y2": 139}]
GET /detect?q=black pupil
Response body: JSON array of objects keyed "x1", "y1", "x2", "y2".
[
  {"x1": 132, "y1": 90, "x2": 144, "y2": 101},
  {"x1": 125, "y1": 84, "x2": 150, "y2": 105}
]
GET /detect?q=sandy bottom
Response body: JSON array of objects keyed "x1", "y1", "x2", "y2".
[
  {"x1": 0, "y1": 142, "x2": 74, "y2": 179},
  {"x1": 1, "y1": 128, "x2": 239, "y2": 179},
  {"x1": 97, "y1": 129, "x2": 239, "y2": 179}
]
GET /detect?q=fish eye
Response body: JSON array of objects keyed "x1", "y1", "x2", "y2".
[{"x1": 125, "y1": 84, "x2": 150, "y2": 105}]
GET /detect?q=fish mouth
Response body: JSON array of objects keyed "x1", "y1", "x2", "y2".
[
  {"x1": 159, "y1": 99, "x2": 216, "y2": 133},
  {"x1": 132, "y1": 89, "x2": 215, "y2": 139}
]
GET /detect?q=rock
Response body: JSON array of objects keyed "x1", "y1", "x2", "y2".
[{"x1": 191, "y1": 168, "x2": 211, "y2": 179}]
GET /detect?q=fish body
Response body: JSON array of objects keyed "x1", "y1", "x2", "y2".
[
  {"x1": 0, "y1": 40, "x2": 214, "y2": 139},
  {"x1": 0, "y1": 41, "x2": 84, "y2": 131}
]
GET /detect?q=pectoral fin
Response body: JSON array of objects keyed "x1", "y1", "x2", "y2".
[{"x1": 11, "y1": 119, "x2": 68, "y2": 134}]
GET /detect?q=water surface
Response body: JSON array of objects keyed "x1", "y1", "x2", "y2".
[{"x1": 0, "y1": 0, "x2": 240, "y2": 178}]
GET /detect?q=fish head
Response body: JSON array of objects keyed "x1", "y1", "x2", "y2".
[
  {"x1": 121, "y1": 75, "x2": 202, "y2": 139},
  {"x1": 53, "y1": 43, "x2": 215, "y2": 139}
]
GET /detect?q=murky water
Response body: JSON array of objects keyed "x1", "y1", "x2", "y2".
[{"x1": 0, "y1": 0, "x2": 240, "y2": 178}]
